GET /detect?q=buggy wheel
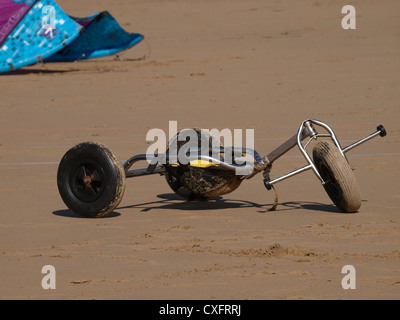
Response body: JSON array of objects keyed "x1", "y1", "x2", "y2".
[
  {"x1": 164, "y1": 128, "x2": 218, "y2": 200},
  {"x1": 164, "y1": 171, "x2": 207, "y2": 201},
  {"x1": 313, "y1": 141, "x2": 361, "y2": 213},
  {"x1": 57, "y1": 142, "x2": 126, "y2": 218},
  {"x1": 164, "y1": 128, "x2": 242, "y2": 200}
]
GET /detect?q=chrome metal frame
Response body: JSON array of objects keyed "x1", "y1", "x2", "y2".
[
  {"x1": 263, "y1": 120, "x2": 386, "y2": 189},
  {"x1": 122, "y1": 120, "x2": 386, "y2": 191}
]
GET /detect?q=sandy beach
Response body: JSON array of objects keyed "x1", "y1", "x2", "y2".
[{"x1": 0, "y1": 0, "x2": 399, "y2": 299}]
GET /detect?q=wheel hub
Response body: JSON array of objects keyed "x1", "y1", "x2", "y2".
[
  {"x1": 83, "y1": 175, "x2": 92, "y2": 186},
  {"x1": 70, "y1": 160, "x2": 105, "y2": 203}
]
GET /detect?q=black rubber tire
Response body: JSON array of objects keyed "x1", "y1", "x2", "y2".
[
  {"x1": 164, "y1": 128, "x2": 242, "y2": 200},
  {"x1": 165, "y1": 170, "x2": 205, "y2": 201},
  {"x1": 57, "y1": 142, "x2": 126, "y2": 218},
  {"x1": 164, "y1": 128, "x2": 217, "y2": 200},
  {"x1": 313, "y1": 141, "x2": 361, "y2": 213}
]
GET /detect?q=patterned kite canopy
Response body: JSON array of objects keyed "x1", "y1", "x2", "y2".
[
  {"x1": 0, "y1": 0, "x2": 143, "y2": 73},
  {"x1": 0, "y1": 0, "x2": 82, "y2": 72}
]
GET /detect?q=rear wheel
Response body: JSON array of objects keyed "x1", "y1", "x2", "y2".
[
  {"x1": 164, "y1": 128, "x2": 242, "y2": 200},
  {"x1": 313, "y1": 141, "x2": 361, "y2": 213},
  {"x1": 57, "y1": 142, "x2": 126, "y2": 218}
]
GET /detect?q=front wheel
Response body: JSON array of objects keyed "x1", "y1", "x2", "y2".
[
  {"x1": 313, "y1": 141, "x2": 361, "y2": 213},
  {"x1": 57, "y1": 142, "x2": 126, "y2": 218}
]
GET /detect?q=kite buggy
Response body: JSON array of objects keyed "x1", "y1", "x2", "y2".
[{"x1": 57, "y1": 119, "x2": 386, "y2": 218}]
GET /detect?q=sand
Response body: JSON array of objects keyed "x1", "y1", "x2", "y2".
[{"x1": 0, "y1": 0, "x2": 399, "y2": 300}]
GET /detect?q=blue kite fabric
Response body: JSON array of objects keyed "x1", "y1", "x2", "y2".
[
  {"x1": 0, "y1": 0, "x2": 143, "y2": 73},
  {"x1": 46, "y1": 11, "x2": 144, "y2": 62},
  {"x1": 0, "y1": 0, "x2": 82, "y2": 73}
]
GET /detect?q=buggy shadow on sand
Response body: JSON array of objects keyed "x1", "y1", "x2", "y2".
[{"x1": 57, "y1": 119, "x2": 386, "y2": 218}]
